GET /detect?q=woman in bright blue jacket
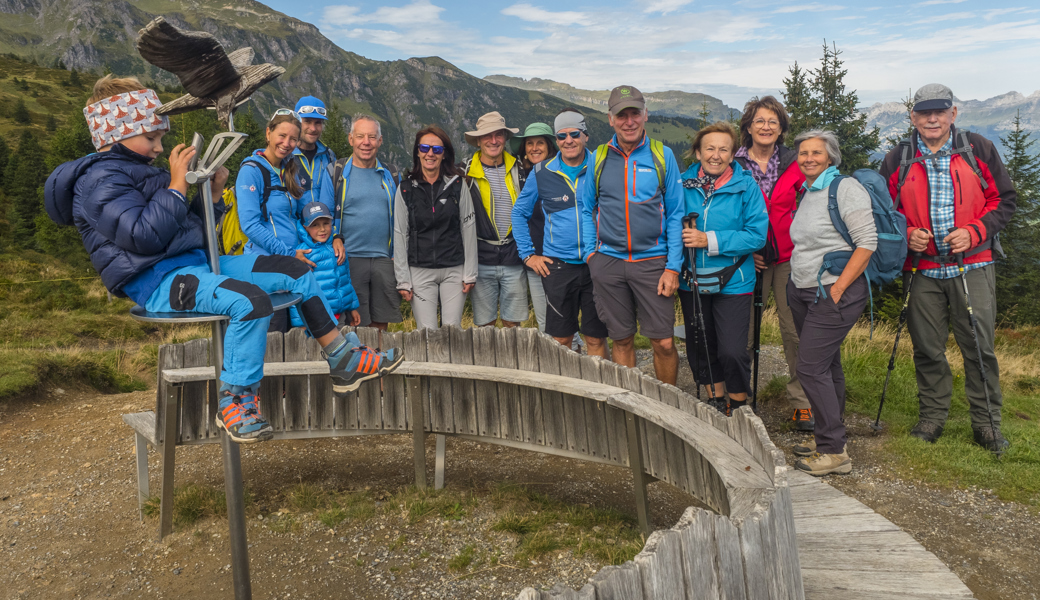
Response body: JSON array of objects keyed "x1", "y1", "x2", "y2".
[
  {"x1": 679, "y1": 122, "x2": 768, "y2": 415},
  {"x1": 290, "y1": 202, "x2": 360, "y2": 328}
]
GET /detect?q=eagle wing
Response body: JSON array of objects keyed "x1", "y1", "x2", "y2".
[{"x1": 136, "y1": 17, "x2": 240, "y2": 99}]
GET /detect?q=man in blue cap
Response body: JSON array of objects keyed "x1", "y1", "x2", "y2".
[{"x1": 293, "y1": 95, "x2": 337, "y2": 212}]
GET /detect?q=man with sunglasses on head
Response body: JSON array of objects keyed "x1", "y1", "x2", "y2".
[
  {"x1": 319, "y1": 113, "x2": 401, "y2": 330},
  {"x1": 463, "y1": 111, "x2": 529, "y2": 328},
  {"x1": 512, "y1": 109, "x2": 608, "y2": 357},
  {"x1": 293, "y1": 96, "x2": 337, "y2": 214}
]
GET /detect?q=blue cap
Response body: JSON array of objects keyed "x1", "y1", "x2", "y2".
[
  {"x1": 301, "y1": 201, "x2": 332, "y2": 226},
  {"x1": 294, "y1": 95, "x2": 328, "y2": 120}
]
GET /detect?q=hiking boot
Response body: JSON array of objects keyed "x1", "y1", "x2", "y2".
[
  {"x1": 726, "y1": 399, "x2": 747, "y2": 416},
  {"x1": 216, "y1": 390, "x2": 273, "y2": 443},
  {"x1": 791, "y1": 408, "x2": 815, "y2": 432},
  {"x1": 327, "y1": 336, "x2": 404, "y2": 394},
  {"x1": 910, "y1": 421, "x2": 944, "y2": 444},
  {"x1": 973, "y1": 426, "x2": 1010, "y2": 456},
  {"x1": 793, "y1": 439, "x2": 846, "y2": 457},
  {"x1": 795, "y1": 450, "x2": 852, "y2": 476},
  {"x1": 705, "y1": 397, "x2": 727, "y2": 414}
]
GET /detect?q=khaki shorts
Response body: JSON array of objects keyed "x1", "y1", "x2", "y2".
[{"x1": 587, "y1": 254, "x2": 674, "y2": 340}]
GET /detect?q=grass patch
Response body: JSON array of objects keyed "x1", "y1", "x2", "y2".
[
  {"x1": 143, "y1": 483, "x2": 228, "y2": 527},
  {"x1": 447, "y1": 544, "x2": 476, "y2": 571}
]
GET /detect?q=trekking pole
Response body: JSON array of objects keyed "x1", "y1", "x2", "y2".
[
  {"x1": 872, "y1": 251, "x2": 922, "y2": 431},
  {"x1": 682, "y1": 213, "x2": 718, "y2": 401},
  {"x1": 751, "y1": 271, "x2": 763, "y2": 413},
  {"x1": 949, "y1": 228, "x2": 1002, "y2": 457}
]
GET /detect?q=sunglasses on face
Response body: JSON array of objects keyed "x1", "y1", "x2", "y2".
[
  {"x1": 298, "y1": 106, "x2": 327, "y2": 116},
  {"x1": 418, "y1": 144, "x2": 445, "y2": 155},
  {"x1": 556, "y1": 131, "x2": 583, "y2": 140}
]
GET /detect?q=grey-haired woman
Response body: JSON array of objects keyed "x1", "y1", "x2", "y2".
[{"x1": 787, "y1": 130, "x2": 877, "y2": 477}]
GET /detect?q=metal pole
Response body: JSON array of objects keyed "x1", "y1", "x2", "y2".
[{"x1": 200, "y1": 169, "x2": 252, "y2": 599}]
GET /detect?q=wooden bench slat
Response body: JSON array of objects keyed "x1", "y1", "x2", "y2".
[
  {"x1": 260, "y1": 331, "x2": 286, "y2": 432},
  {"x1": 122, "y1": 412, "x2": 158, "y2": 446}
]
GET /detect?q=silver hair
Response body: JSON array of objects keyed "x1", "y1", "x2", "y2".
[
  {"x1": 350, "y1": 113, "x2": 382, "y2": 138},
  {"x1": 793, "y1": 129, "x2": 842, "y2": 168}
]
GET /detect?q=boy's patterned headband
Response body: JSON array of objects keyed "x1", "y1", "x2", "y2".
[{"x1": 83, "y1": 89, "x2": 170, "y2": 151}]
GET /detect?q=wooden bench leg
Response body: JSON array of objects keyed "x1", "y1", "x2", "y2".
[
  {"x1": 434, "y1": 434, "x2": 446, "y2": 490},
  {"x1": 159, "y1": 384, "x2": 179, "y2": 541},
  {"x1": 626, "y1": 413, "x2": 651, "y2": 537},
  {"x1": 134, "y1": 432, "x2": 150, "y2": 522},
  {"x1": 408, "y1": 377, "x2": 427, "y2": 489}
]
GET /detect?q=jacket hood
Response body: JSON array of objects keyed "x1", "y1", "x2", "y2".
[
  {"x1": 544, "y1": 150, "x2": 593, "y2": 174},
  {"x1": 44, "y1": 144, "x2": 152, "y2": 226},
  {"x1": 294, "y1": 221, "x2": 332, "y2": 250}
]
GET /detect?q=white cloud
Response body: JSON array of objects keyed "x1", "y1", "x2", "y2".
[
  {"x1": 910, "y1": 11, "x2": 974, "y2": 24},
  {"x1": 500, "y1": 4, "x2": 592, "y2": 26},
  {"x1": 642, "y1": 0, "x2": 695, "y2": 14},
  {"x1": 773, "y1": 3, "x2": 845, "y2": 13},
  {"x1": 919, "y1": 0, "x2": 967, "y2": 5}
]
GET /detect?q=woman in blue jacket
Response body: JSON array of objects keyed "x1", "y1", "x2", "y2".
[
  {"x1": 679, "y1": 122, "x2": 768, "y2": 414},
  {"x1": 235, "y1": 109, "x2": 309, "y2": 331}
]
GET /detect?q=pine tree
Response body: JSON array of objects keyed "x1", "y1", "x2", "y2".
[
  {"x1": 697, "y1": 100, "x2": 711, "y2": 129},
  {"x1": 4, "y1": 130, "x2": 48, "y2": 247},
  {"x1": 13, "y1": 99, "x2": 31, "y2": 123},
  {"x1": 69, "y1": 68, "x2": 81, "y2": 88},
  {"x1": 996, "y1": 110, "x2": 1040, "y2": 324},
  {"x1": 45, "y1": 114, "x2": 58, "y2": 131},
  {"x1": 810, "y1": 41, "x2": 880, "y2": 172},
  {"x1": 782, "y1": 61, "x2": 814, "y2": 139},
  {"x1": 0, "y1": 134, "x2": 10, "y2": 190},
  {"x1": 884, "y1": 89, "x2": 916, "y2": 149},
  {"x1": 322, "y1": 104, "x2": 352, "y2": 160}
]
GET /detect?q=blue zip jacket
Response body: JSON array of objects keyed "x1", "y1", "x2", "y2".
[
  {"x1": 236, "y1": 150, "x2": 300, "y2": 257},
  {"x1": 680, "y1": 161, "x2": 768, "y2": 295},
  {"x1": 289, "y1": 222, "x2": 359, "y2": 327},
  {"x1": 512, "y1": 150, "x2": 593, "y2": 263},
  {"x1": 43, "y1": 143, "x2": 214, "y2": 300},
  {"x1": 292, "y1": 140, "x2": 337, "y2": 209},
  {"x1": 317, "y1": 156, "x2": 398, "y2": 257},
  {"x1": 580, "y1": 134, "x2": 684, "y2": 273}
]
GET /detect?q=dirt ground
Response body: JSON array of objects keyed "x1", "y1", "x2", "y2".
[{"x1": 1, "y1": 345, "x2": 1037, "y2": 599}]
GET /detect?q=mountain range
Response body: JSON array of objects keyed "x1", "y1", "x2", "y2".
[{"x1": 0, "y1": 0, "x2": 710, "y2": 165}]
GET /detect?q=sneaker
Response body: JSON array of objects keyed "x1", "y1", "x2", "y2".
[
  {"x1": 791, "y1": 408, "x2": 815, "y2": 432},
  {"x1": 328, "y1": 341, "x2": 404, "y2": 394},
  {"x1": 795, "y1": 451, "x2": 852, "y2": 476},
  {"x1": 973, "y1": 426, "x2": 1010, "y2": 456},
  {"x1": 910, "y1": 421, "x2": 944, "y2": 444},
  {"x1": 216, "y1": 391, "x2": 273, "y2": 443}
]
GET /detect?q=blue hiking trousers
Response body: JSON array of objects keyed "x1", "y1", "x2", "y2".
[{"x1": 143, "y1": 254, "x2": 338, "y2": 387}]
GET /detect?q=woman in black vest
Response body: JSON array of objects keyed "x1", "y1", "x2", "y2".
[{"x1": 393, "y1": 126, "x2": 478, "y2": 329}]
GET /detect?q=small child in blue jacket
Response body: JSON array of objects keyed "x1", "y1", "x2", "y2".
[
  {"x1": 44, "y1": 75, "x2": 402, "y2": 444},
  {"x1": 291, "y1": 202, "x2": 361, "y2": 328}
]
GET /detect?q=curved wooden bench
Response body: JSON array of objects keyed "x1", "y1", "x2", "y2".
[{"x1": 123, "y1": 325, "x2": 803, "y2": 598}]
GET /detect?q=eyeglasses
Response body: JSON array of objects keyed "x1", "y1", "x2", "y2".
[
  {"x1": 298, "y1": 106, "x2": 327, "y2": 117},
  {"x1": 753, "y1": 118, "x2": 780, "y2": 128},
  {"x1": 418, "y1": 144, "x2": 445, "y2": 155},
  {"x1": 270, "y1": 108, "x2": 298, "y2": 121},
  {"x1": 555, "y1": 131, "x2": 583, "y2": 140}
]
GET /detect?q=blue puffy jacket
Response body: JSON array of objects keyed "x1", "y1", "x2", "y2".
[
  {"x1": 289, "y1": 222, "x2": 359, "y2": 327},
  {"x1": 43, "y1": 143, "x2": 212, "y2": 298},
  {"x1": 680, "y1": 161, "x2": 768, "y2": 295},
  {"x1": 236, "y1": 150, "x2": 301, "y2": 257}
]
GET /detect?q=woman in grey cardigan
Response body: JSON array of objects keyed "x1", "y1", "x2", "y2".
[
  {"x1": 394, "y1": 126, "x2": 478, "y2": 330},
  {"x1": 787, "y1": 130, "x2": 877, "y2": 476}
]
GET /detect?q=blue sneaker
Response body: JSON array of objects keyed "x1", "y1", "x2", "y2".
[
  {"x1": 216, "y1": 391, "x2": 274, "y2": 443},
  {"x1": 327, "y1": 336, "x2": 404, "y2": 394}
]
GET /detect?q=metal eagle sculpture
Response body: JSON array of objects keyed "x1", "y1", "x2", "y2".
[{"x1": 136, "y1": 16, "x2": 284, "y2": 128}]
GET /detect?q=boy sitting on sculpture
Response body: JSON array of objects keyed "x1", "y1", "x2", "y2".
[{"x1": 44, "y1": 75, "x2": 402, "y2": 444}]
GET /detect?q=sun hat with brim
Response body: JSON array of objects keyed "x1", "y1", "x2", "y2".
[
  {"x1": 509, "y1": 122, "x2": 555, "y2": 154},
  {"x1": 465, "y1": 111, "x2": 520, "y2": 147}
]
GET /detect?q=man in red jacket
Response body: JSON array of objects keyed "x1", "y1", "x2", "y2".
[{"x1": 879, "y1": 84, "x2": 1016, "y2": 454}]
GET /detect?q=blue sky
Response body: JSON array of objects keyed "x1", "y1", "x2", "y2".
[{"x1": 261, "y1": 0, "x2": 1040, "y2": 109}]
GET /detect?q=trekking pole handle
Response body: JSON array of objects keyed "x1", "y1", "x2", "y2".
[
  {"x1": 682, "y1": 213, "x2": 700, "y2": 229},
  {"x1": 948, "y1": 227, "x2": 966, "y2": 269}
]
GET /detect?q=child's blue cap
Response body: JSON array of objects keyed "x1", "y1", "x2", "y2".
[
  {"x1": 301, "y1": 201, "x2": 332, "y2": 226},
  {"x1": 294, "y1": 96, "x2": 328, "y2": 121}
]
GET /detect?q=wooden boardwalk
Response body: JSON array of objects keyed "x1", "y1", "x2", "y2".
[{"x1": 789, "y1": 470, "x2": 975, "y2": 599}]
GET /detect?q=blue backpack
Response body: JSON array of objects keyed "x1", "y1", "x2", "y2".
[{"x1": 818, "y1": 169, "x2": 908, "y2": 335}]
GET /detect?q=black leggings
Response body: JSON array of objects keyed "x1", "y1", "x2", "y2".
[{"x1": 679, "y1": 291, "x2": 752, "y2": 394}]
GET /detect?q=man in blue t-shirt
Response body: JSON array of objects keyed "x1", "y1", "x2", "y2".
[
  {"x1": 319, "y1": 114, "x2": 400, "y2": 329},
  {"x1": 512, "y1": 109, "x2": 608, "y2": 358}
]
